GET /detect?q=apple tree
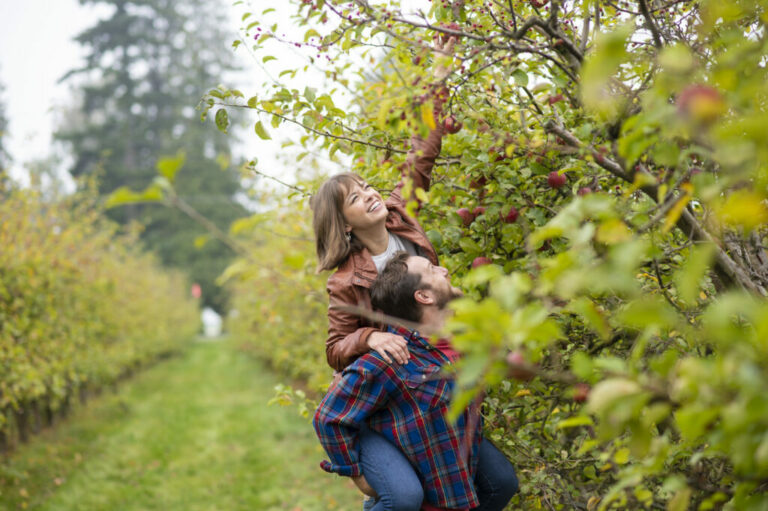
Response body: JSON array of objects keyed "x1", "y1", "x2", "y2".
[{"x1": 214, "y1": 0, "x2": 768, "y2": 508}]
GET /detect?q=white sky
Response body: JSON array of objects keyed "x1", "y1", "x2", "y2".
[
  {"x1": 0, "y1": 0, "x2": 344, "y2": 192},
  {"x1": 0, "y1": 1, "x2": 433, "y2": 193},
  {"x1": 0, "y1": 1, "x2": 107, "y2": 184}
]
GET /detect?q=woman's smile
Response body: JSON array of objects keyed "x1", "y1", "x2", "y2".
[{"x1": 342, "y1": 183, "x2": 388, "y2": 231}]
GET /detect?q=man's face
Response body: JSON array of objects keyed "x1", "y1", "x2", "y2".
[{"x1": 406, "y1": 256, "x2": 463, "y2": 309}]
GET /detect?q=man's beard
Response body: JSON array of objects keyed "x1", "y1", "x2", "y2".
[{"x1": 434, "y1": 287, "x2": 462, "y2": 310}]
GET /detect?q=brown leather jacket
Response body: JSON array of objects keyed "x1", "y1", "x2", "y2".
[{"x1": 324, "y1": 126, "x2": 443, "y2": 372}]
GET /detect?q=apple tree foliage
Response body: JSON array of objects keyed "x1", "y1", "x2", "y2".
[
  {"x1": 0, "y1": 181, "x2": 199, "y2": 445},
  {"x1": 216, "y1": 0, "x2": 768, "y2": 508}
]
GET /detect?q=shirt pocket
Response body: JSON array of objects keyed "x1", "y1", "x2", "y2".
[{"x1": 404, "y1": 366, "x2": 451, "y2": 411}]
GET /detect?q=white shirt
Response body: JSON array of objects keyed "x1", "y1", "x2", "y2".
[{"x1": 371, "y1": 232, "x2": 419, "y2": 273}]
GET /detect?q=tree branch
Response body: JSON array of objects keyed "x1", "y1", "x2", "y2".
[{"x1": 638, "y1": 0, "x2": 664, "y2": 48}]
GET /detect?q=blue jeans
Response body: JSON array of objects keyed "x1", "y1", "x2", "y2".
[
  {"x1": 359, "y1": 428, "x2": 518, "y2": 511},
  {"x1": 360, "y1": 427, "x2": 423, "y2": 511},
  {"x1": 473, "y1": 438, "x2": 519, "y2": 511}
]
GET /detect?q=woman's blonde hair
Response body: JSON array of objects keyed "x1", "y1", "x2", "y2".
[{"x1": 311, "y1": 172, "x2": 366, "y2": 272}]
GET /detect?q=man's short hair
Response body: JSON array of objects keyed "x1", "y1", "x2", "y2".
[{"x1": 371, "y1": 251, "x2": 426, "y2": 323}]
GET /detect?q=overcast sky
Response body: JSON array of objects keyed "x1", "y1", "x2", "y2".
[
  {"x1": 0, "y1": 1, "x2": 434, "y2": 192},
  {"x1": 0, "y1": 1, "x2": 105, "y2": 184},
  {"x1": 0, "y1": 0, "x2": 345, "y2": 191}
]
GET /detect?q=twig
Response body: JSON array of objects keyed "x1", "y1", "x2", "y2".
[{"x1": 245, "y1": 165, "x2": 310, "y2": 196}]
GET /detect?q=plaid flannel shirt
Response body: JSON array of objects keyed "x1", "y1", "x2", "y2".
[{"x1": 313, "y1": 326, "x2": 482, "y2": 510}]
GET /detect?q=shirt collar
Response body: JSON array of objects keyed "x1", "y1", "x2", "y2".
[{"x1": 387, "y1": 325, "x2": 433, "y2": 350}]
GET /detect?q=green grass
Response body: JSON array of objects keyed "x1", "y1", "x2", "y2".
[{"x1": 0, "y1": 339, "x2": 361, "y2": 511}]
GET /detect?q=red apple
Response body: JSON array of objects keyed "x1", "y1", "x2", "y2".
[
  {"x1": 438, "y1": 22, "x2": 461, "y2": 44},
  {"x1": 506, "y1": 350, "x2": 535, "y2": 381},
  {"x1": 443, "y1": 115, "x2": 462, "y2": 134},
  {"x1": 547, "y1": 94, "x2": 564, "y2": 105},
  {"x1": 577, "y1": 187, "x2": 592, "y2": 196},
  {"x1": 472, "y1": 206, "x2": 486, "y2": 217},
  {"x1": 469, "y1": 175, "x2": 487, "y2": 189},
  {"x1": 529, "y1": 0, "x2": 549, "y2": 7},
  {"x1": 547, "y1": 171, "x2": 567, "y2": 189},
  {"x1": 489, "y1": 146, "x2": 503, "y2": 163},
  {"x1": 676, "y1": 84, "x2": 725, "y2": 124},
  {"x1": 501, "y1": 206, "x2": 519, "y2": 223},
  {"x1": 573, "y1": 383, "x2": 590, "y2": 403},
  {"x1": 472, "y1": 256, "x2": 492, "y2": 268},
  {"x1": 456, "y1": 208, "x2": 475, "y2": 227}
]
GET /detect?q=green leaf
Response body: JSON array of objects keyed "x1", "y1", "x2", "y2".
[
  {"x1": 613, "y1": 447, "x2": 630, "y2": 465},
  {"x1": 570, "y1": 352, "x2": 595, "y2": 381},
  {"x1": 194, "y1": 234, "x2": 209, "y2": 249},
  {"x1": 568, "y1": 297, "x2": 611, "y2": 341},
  {"x1": 459, "y1": 237, "x2": 481, "y2": 254},
  {"x1": 617, "y1": 296, "x2": 678, "y2": 330},
  {"x1": 673, "y1": 243, "x2": 716, "y2": 303},
  {"x1": 580, "y1": 22, "x2": 633, "y2": 119},
  {"x1": 667, "y1": 487, "x2": 692, "y2": 511},
  {"x1": 104, "y1": 185, "x2": 164, "y2": 209},
  {"x1": 156, "y1": 152, "x2": 186, "y2": 183},
  {"x1": 254, "y1": 121, "x2": 271, "y2": 140},
  {"x1": 420, "y1": 102, "x2": 436, "y2": 130},
  {"x1": 215, "y1": 108, "x2": 229, "y2": 133},
  {"x1": 263, "y1": 56, "x2": 277, "y2": 63},
  {"x1": 556, "y1": 415, "x2": 594, "y2": 429},
  {"x1": 446, "y1": 386, "x2": 480, "y2": 424},
  {"x1": 512, "y1": 69, "x2": 528, "y2": 87},
  {"x1": 304, "y1": 28, "x2": 321, "y2": 42},
  {"x1": 675, "y1": 405, "x2": 719, "y2": 442},
  {"x1": 586, "y1": 378, "x2": 642, "y2": 415}
]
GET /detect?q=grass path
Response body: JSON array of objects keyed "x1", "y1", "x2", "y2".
[{"x1": 0, "y1": 339, "x2": 361, "y2": 510}]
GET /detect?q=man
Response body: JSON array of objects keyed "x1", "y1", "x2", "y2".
[{"x1": 313, "y1": 252, "x2": 519, "y2": 511}]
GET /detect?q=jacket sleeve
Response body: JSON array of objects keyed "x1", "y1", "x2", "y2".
[
  {"x1": 389, "y1": 90, "x2": 447, "y2": 206},
  {"x1": 325, "y1": 278, "x2": 378, "y2": 372},
  {"x1": 313, "y1": 366, "x2": 391, "y2": 477}
]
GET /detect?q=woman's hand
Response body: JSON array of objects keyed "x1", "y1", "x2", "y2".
[
  {"x1": 433, "y1": 36, "x2": 456, "y2": 82},
  {"x1": 367, "y1": 331, "x2": 410, "y2": 365}
]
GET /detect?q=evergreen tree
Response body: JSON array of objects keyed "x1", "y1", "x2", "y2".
[{"x1": 56, "y1": 0, "x2": 248, "y2": 313}]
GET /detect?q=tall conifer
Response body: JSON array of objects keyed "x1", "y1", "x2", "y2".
[{"x1": 57, "y1": 0, "x2": 248, "y2": 312}]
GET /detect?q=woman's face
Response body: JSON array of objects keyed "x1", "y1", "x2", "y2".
[{"x1": 341, "y1": 181, "x2": 388, "y2": 233}]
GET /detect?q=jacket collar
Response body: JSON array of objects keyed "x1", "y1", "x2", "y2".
[{"x1": 347, "y1": 248, "x2": 377, "y2": 284}]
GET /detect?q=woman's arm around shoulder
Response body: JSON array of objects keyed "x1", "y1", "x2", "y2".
[{"x1": 325, "y1": 272, "x2": 378, "y2": 372}]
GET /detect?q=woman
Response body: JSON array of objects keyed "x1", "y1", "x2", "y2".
[{"x1": 311, "y1": 42, "x2": 454, "y2": 511}]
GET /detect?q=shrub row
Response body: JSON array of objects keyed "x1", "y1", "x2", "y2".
[
  {"x1": 0, "y1": 186, "x2": 199, "y2": 448},
  {"x1": 226, "y1": 202, "x2": 331, "y2": 392}
]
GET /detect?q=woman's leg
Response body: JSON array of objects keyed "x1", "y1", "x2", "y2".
[
  {"x1": 358, "y1": 427, "x2": 424, "y2": 511},
  {"x1": 472, "y1": 439, "x2": 519, "y2": 511}
]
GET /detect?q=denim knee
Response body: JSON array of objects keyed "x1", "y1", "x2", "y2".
[
  {"x1": 499, "y1": 464, "x2": 520, "y2": 499},
  {"x1": 377, "y1": 481, "x2": 423, "y2": 511}
]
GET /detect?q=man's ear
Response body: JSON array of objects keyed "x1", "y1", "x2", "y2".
[{"x1": 414, "y1": 288, "x2": 434, "y2": 306}]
